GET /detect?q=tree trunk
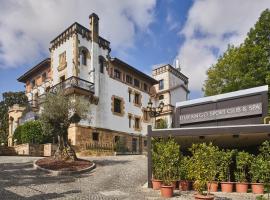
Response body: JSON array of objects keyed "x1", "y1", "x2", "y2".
[{"x1": 54, "y1": 131, "x2": 77, "y2": 161}]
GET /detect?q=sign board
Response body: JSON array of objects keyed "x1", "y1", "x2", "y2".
[{"x1": 179, "y1": 103, "x2": 262, "y2": 124}]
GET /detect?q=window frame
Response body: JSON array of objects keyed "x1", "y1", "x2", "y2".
[
  {"x1": 159, "y1": 79, "x2": 164, "y2": 90},
  {"x1": 134, "y1": 78, "x2": 140, "y2": 88},
  {"x1": 92, "y1": 132, "x2": 99, "y2": 141},
  {"x1": 126, "y1": 74, "x2": 133, "y2": 84},
  {"x1": 114, "y1": 69, "x2": 121, "y2": 80}
]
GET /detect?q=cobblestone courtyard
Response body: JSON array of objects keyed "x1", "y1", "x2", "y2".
[{"x1": 0, "y1": 155, "x2": 264, "y2": 200}]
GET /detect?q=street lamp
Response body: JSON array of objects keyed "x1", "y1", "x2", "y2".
[{"x1": 147, "y1": 99, "x2": 164, "y2": 128}]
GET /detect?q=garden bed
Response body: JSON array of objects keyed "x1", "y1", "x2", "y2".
[{"x1": 35, "y1": 157, "x2": 93, "y2": 171}]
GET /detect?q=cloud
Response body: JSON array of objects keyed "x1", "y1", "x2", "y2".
[
  {"x1": 0, "y1": 0, "x2": 156, "y2": 69},
  {"x1": 177, "y1": 0, "x2": 270, "y2": 96}
]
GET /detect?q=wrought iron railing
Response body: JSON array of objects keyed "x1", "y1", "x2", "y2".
[{"x1": 50, "y1": 76, "x2": 94, "y2": 93}]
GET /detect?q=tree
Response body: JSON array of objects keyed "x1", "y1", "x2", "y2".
[
  {"x1": 40, "y1": 91, "x2": 89, "y2": 161},
  {"x1": 0, "y1": 91, "x2": 28, "y2": 144},
  {"x1": 204, "y1": 9, "x2": 270, "y2": 100}
]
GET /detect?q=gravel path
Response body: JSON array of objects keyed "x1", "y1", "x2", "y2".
[{"x1": 0, "y1": 156, "x2": 266, "y2": 200}]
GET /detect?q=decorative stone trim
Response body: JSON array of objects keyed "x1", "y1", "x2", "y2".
[
  {"x1": 133, "y1": 90, "x2": 142, "y2": 108},
  {"x1": 111, "y1": 95, "x2": 125, "y2": 117},
  {"x1": 57, "y1": 51, "x2": 67, "y2": 72},
  {"x1": 50, "y1": 22, "x2": 110, "y2": 51},
  {"x1": 133, "y1": 115, "x2": 142, "y2": 131}
]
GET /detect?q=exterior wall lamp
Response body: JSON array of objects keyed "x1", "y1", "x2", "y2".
[{"x1": 147, "y1": 99, "x2": 164, "y2": 128}]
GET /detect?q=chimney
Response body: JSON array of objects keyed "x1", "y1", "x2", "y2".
[{"x1": 89, "y1": 13, "x2": 99, "y2": 43}]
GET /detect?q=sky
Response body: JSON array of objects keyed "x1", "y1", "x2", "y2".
[{"x1": 0, "y1": 0, "x2": 270, "y2": 101}]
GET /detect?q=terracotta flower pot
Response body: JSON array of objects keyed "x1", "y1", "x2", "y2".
[
  {"x1": 207, "y1": 181, "x2": 218, "y2": 192},
  {"x1": 194, "y1": 194, "x2": 215, "y2": 200},
  {"x1": 179, "y1": 180, "x2": 190, "y2": 191},
  {"x1": 161, "y1": 185, "x2": 174, "y2": 198},
  {"x1": 220, "y1": 182, "x2": 234, "y2": 193},
  {"x1": 251, "y1": 183, "x2": 264, "y2": 194},
  {"x1": 236, "y1": 182, "x2": 248, "y2": 193},
  {"x1": 152, "y1": 179, "x2": 163, "y2": 190}
]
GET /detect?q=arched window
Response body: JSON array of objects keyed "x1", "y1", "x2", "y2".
[
  {"x1": 81, "y1": 50, "x2": 87, "y2": 65},
  {"x1": 99, "y1": 56, "x2": 104, "y2": 73}
]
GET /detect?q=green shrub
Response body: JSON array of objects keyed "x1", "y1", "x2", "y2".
[
  {"x1": 258, "y1": 140, "x2": 270, "y2": 198},
  {"x1": 250, "y1": 155, "x2": 268, "y2": 183},
  {"x1": 218, "y1": 149, "x2": 235, "y2": 182},
  {"x1": 179, "y1": 156, "x2": 190, "y2": 180},
  {"x1": 234, "y1": 151, "x2": 252, "y2": 183},
  {"x1": 155, "y1": 118, "x2": 168, "y2": 129},
  {"x1": 152, "y1": 138, "x2": 180, "y2": 185},
  {"x1": 13, "y1": 125, "x2": 23, "y2": 144},
  {"x1": 188, "y1": 143, "x2": 219, "y2": 195},
  {"x1": 13, "y1": 120, "x2": 50, "y2": 144}
]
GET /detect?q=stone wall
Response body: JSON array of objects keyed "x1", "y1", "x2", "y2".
[
  {"x1": 0, "y1": 146, "x2": 17, "y2": 156},
  {"x1": 68, "y1": 124, "x2": 146, "y2": 153}
]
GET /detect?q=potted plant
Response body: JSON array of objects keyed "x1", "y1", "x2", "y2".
[
  {"x1": 250, "y1": 155, "x2": 266, "y2": 194},
  {"x1": 151, "y1": 139, "x2": 163, "y2": 190},
  {"x1": 159, "y1": 138, "x2": 180, "y2": 198},
  {"x1": 218, "y1": 149, "x2": 235, "y2": 193},
  {"x1": 179, "y1": 156, "x2": 192, "y2": 191},
  {"x1": 188, "y1": 143, "x2": 219, "y2": 200},
  {"x1": 235, "y1": 151, "x2": 252, "y2": 193},
  {"x1": 258, "y1": 140, "x2": 270, "y2": 199}
]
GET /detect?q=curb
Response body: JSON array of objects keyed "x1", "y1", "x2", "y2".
[{"x1": 33, "y1": 159, "x2": 96, "y2": 176}]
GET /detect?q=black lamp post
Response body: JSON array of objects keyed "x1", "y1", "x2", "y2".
[{"x1": 147, "y1": 99, "x2": 164, "y2": 128}]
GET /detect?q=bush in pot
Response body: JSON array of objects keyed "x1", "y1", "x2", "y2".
[
  {"x1": 188, "y1": 143, "x2": 219, "y2": 200},
  {"x1": 258, "y1": 140, "x2": 270, "y2": 198},
  {"x1": 218, "y1": 149, "x2": 235, "y2": 193},
  {"x1": 234, "y1": 151, "x2": 252, "y2": 193},
  {"x1": 250, "y1": 155, "x2": 267, "y2": 194},
  {"x1": 151, "y1": 139, "x2": 164, "y2": 190},
  {"x1": 159, "y1": 138, "x2": 180, "y2": 198},
  {"x1": 179, "y1": 156, "x2": 192, "y2": 191}
]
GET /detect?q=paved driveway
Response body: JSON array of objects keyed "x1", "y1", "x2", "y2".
[
  {"x1": 0, "y1": 155, "x2": 160, "y2": 200},
  {"x1": 0, "y1": 156, "x2": 262, "y2": 200}
]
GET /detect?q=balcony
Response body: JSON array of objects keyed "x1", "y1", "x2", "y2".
[{"x1": 50, "y1": 76, "x2": 94, "y2": 96}]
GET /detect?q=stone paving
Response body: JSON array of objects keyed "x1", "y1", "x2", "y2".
[{"x1": 0, "y1": 155, "x2": 266, "y2": 199}]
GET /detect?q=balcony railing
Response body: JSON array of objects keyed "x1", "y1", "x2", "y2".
[{"x1": 50, "y1": 76, "x2": 94, "y2": 94}]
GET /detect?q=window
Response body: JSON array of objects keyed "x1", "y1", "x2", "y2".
[
  {"x1": 126, "y1": 75, "x2": 133, "y2": 84},
  {"x1": 143, "y1": 110, "x2": 150, "y2": 121},
  {"x1": 143, "y1": 83, "x2": 148, "y2": 92},
  {"x1": 42, "y1": 72, "x2": 47, "y2": 82},
  {"x1": 92, "y1": 132, "x2": 99, "y2": 141},
  {"x1": 114, "y1": 69, "x2": 121, "y2": 79},
  {"x1": 114, "y1": 98, "x2": 122, "y2": 113},
  {"x1": 134, "y1": 78, "x2": 140, "y2": 88},
  {"x1": 159, "y1": 95, "x2": 164, "y2": 100},
  {"x1": 58, "y1": 51, "x2": 67, "y2": 71},
  {"x1": 134, "y1": 93, "x2": 140, "y2": 105},
  {"x1": 128, "y1": 90, "x2": 132, "y2": 102},
  {"x1": 128, "y1": 115, "x2": 132, "y2": 128},
  {"x1": 134, "y1": 117, "x2": 140, "y2": 130},
  {"x1": 159, "y1": 79, "x2": 164, "y2": 90},
  {"x1": 99, "y1": 56, "x2": 104, "y2": 73},
  {"x1": 81, "y1": 50, "x2": 87, "y2": 65}
]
